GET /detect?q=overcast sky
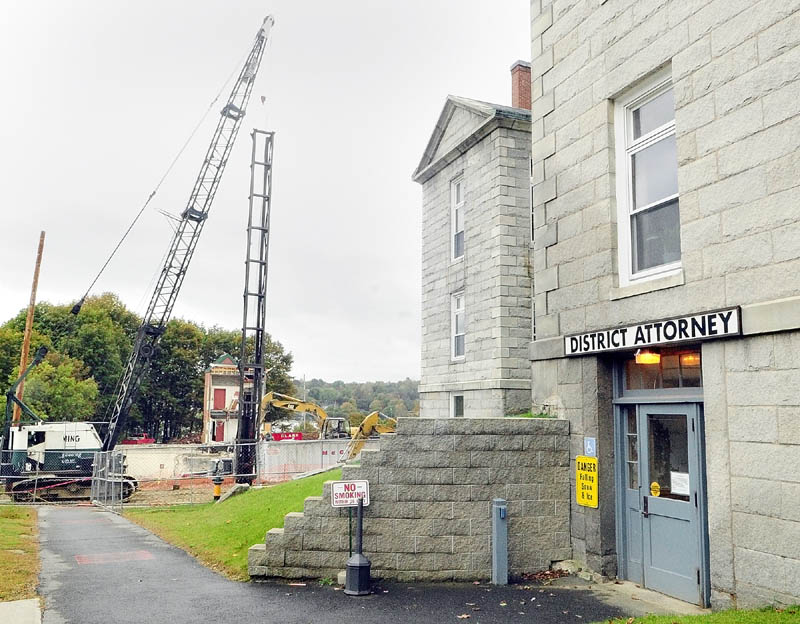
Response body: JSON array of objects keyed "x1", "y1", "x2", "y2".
[{"x1": 0, "y1": 1, "x2": 530, "y2": 382}]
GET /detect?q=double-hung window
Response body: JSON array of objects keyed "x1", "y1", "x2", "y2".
[
  {"x1": 451, "y1": 177, "x2": 465, "y2": 260},
  {"x1": 615, "y1": 72, "x2": 680, "y2": 286},
  {"x1": 451, "y1": 292, "x2": 465, "y2": 360}
]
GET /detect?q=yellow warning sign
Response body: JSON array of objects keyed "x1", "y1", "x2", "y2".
[
  {"x1": 650, "y1": 481, "x2": 661, "y2": 497},
  {"x1": 576, "y1": 455, "x2": 598, "y2": 508}
]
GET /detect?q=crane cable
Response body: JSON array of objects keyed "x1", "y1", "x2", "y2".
[{"x1": 71, "y1": 40, "x2": 255, "y2": 316}]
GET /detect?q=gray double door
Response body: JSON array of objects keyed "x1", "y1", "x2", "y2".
[{"x1": 619, "y1": 403, "x2": 707, "y2": 605}]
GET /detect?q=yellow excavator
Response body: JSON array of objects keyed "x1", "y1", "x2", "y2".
[
  {"x1": 258, "y1": 392, "x2": 350, "y2": 440},
  {"x1": 342, "y1": 411, "x2": 397, "y2": 462}
]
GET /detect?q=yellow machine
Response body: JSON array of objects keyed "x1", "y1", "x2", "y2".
[
  {"x1": 259, "y1": 392, "x2": 350, "y2": 440},
  {"x1": 342, "y1": 412, "x2": 397, "y2": 462}
]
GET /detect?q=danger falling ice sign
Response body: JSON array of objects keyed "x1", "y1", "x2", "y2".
[
  {"x1": 565, "y1": 307, "x2": 741, "y2": 356},
  {"x1": 330, "y1": 480, "x2": 370, "y2": 507}
]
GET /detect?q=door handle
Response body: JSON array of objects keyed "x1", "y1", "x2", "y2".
[{"x1": 642, "y1": 496, "x2": 649, "y2": 518}]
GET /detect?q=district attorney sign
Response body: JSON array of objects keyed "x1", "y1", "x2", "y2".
[
  {"x1": 565, "y1": 307, "x2": 741, "y2": 356},
  {"x1": 331, "y1": 480, "x2": 370, "y2": 507}
]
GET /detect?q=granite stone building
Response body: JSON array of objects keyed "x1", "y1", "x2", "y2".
[
  {"x1": 413, "y1": 63, "x2": 534, "y2": 419},
  {"x1": 527, "y1": 0, "x2": 800, "y2": 610}
]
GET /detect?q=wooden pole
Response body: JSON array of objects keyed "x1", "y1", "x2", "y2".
[{"x1": 13, "y1": 231, "x2": 46, "y2": 424}]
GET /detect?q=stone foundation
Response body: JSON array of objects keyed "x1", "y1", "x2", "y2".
[{"x1": 249, "y1": 417, "x2": 571, "y2": 582}]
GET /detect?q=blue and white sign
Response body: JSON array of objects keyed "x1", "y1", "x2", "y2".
[{"x1": 584, "y1": 437, "x2": 597, "y2": 457}]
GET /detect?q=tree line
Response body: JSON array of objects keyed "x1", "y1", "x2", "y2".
[
  {"x1": 300, "y1": 377, "x2": 419, "y2": 426},
  {"x1": 0, "y1": 293, "x2": 293, "y2": 442},
  {"x1": 1, "y1": 293, "x2": 421, "y2": 440}
]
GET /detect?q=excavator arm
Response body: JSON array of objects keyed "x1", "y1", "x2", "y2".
[
  {"x1": 342, "y1": 412, "x2": 396, "y2": 462},
  {"x1": 259, "y1": 391, "x2": 329, "y2": 425},
  {"x1": 258, "y1": 392, "x2": 352, "y2": 440}
]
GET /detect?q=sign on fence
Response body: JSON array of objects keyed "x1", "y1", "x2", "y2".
[{"x1": 331, "y1": 480, "x2": 370, "y2": 507}]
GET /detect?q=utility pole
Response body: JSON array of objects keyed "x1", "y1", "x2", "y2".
[{"x1": 13, "y1": 231, "x2": 46, "y2": 424}]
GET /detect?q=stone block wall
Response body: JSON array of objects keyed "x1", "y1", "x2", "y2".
[
  {"x1": 249, "y1": 417, "x2": 571, "y2": 582},
  {"x1": 526, "y1": 0, "x2": 800, "y2": 602},
  {"x1": 703, "y1": 333, "x2": 800, "y2": 609},
  {"x1": 529, "y1": 0, "x2": 800, "y2": 356},
  {"x1": 420, "y1": 387, "x2": 533, "y2": 419}
]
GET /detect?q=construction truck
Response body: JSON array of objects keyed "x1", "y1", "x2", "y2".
[
  {"x1": 1, "y1": 16, "x2": 273, "y2": 502},
  {"x1": 259, "y1": 392, "x2": 351, "y2": 440},
  {"x1": 342, "y1": 412, "x2": 397, "y2": 462}
]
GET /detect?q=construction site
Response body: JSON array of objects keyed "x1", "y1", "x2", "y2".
[{"x1": 0, "y1": 15, "x2": 397, "y2": 509}]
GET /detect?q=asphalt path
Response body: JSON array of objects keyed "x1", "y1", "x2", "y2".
[{"x1": 38, "y1": 506, "x2": 626, "y2": 624}]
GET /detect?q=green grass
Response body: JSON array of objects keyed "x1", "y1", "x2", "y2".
[
  {"x1": 0, "y1": 506, "x2": 39, "y2": 601},
  {"x1": 126, "y1": 468, "x2": 341, "y2": 581},
  {"x1": 598, "y1": 605, "x2": 799, "y2": 624}
]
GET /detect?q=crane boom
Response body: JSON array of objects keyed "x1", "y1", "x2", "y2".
[{"x1": 102, "y1": 16, "x2": 274, "y2": 451}]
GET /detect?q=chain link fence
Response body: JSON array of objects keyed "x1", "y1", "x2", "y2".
[{"x1": 1, "y1": 438, "x2": 380, "y2": 509}]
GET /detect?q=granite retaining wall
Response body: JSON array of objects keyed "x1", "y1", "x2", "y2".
[{"x1": 249, "y1": 417, "x2": 571, "y2": 582}]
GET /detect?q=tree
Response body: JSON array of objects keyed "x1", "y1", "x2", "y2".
[
  {"x1": 0, "y1": 293, "x2": 298, "y2": 440},
  {"x1": 0, "y1": 326, "x2": 52, "y2": 388},
  {"x1": 20, "y1": 353, "x2": 98, "y2": 420},
  {"x1": 200, "y1": 326, "x2": 240, "y2": 366},
  {"x1": 136, "y1": 319, "x2": 205, "y2": 441},
  {"x1": 59, "y1": 297, "x2": 134, "y2": 420}
]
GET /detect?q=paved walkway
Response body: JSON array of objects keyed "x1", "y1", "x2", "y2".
[{"x1": 35, "y1": 506, "x2": 684, "y2": 624}]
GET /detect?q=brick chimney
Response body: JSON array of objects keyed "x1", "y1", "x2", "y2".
[{"x1": 511, "y1": 60, "x2": 532, "y2": 110}]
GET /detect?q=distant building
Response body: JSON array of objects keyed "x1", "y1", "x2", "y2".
[
  {"x1": 412, "y1": 62, "x2": 533, "y2": 418},
  {"x1": 201, "y1": 353, "x2": 242, "y2": 444}
]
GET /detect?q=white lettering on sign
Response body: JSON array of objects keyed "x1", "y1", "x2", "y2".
[
  {"x1": 330, "y1": 480, "x2": 370, "y2": 507},
  {"x1": 564, "y1": 307, "x2": 741, "y2": 356}
]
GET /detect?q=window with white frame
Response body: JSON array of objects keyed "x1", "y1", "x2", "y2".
[
  {"x1": 451, "y1": 292, "x2": 465, "y2": 360},
  {"x1": 614, "y1": 71, "x2": 680, "y2": 286},
  {"x1": 451, "y1": 177, "x2": 465, "y2": 260},
  {"x1": 451, "y1": 393, "x2": 465, "y2": 418}
]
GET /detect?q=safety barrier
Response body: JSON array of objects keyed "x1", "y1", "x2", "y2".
[{"x1": 1, "y1": 439, "x2": 379, "y2": 508}]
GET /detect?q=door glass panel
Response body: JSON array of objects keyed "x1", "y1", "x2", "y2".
[
  {"x1": 627, "y1": 410, "x2": 637, "y2": 434},
  {"x1": 627, "y1": 436, "x2": 638, "y2": 462},
  {"x1": 647, "y1": 413, "x2": 690, "y2": 501},
  {"x1": 623, "y1": 406, "x2": 639, "y2": 490},
  {"x1": 661, "y1": 353, "x2": 680, "y2": 388},
  {"x1": 624, "y1": 348, "x2": 702, "y2": 392},
  {"x1": 680, "y1": 352, "x2": 702, "y2": 387}
]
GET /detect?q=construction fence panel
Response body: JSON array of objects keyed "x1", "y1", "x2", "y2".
[
  {"x1": 0, "y1": 448, "x2": 96, "y2": 505},
  {"x1": 1, "y1": 439, "x2": 380, "y2": 508}
]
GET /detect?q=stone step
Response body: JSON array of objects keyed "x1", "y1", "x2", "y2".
[
  {"x1": 266, "y1": 526, "x2": 301, "y2": 550},
  {"x1": 248, "y1": 542, "x2": 285, "y2": 567}
]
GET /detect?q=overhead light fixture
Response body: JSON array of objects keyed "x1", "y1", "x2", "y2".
[
  {"x1": 680, "y1": 352, "x2": 701, "y2": 367},
  {"x1": 635, "y1": 348, "x2": 661, "y2": 365}
]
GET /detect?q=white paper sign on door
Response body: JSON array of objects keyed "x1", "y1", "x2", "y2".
[{"x1": 670, "y1": 471, "x2": 690, "y2": 496}]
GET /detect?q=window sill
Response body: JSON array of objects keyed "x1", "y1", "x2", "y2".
[{"x1": 610, "y1": 269, "x2": 684, "y2": 301}]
